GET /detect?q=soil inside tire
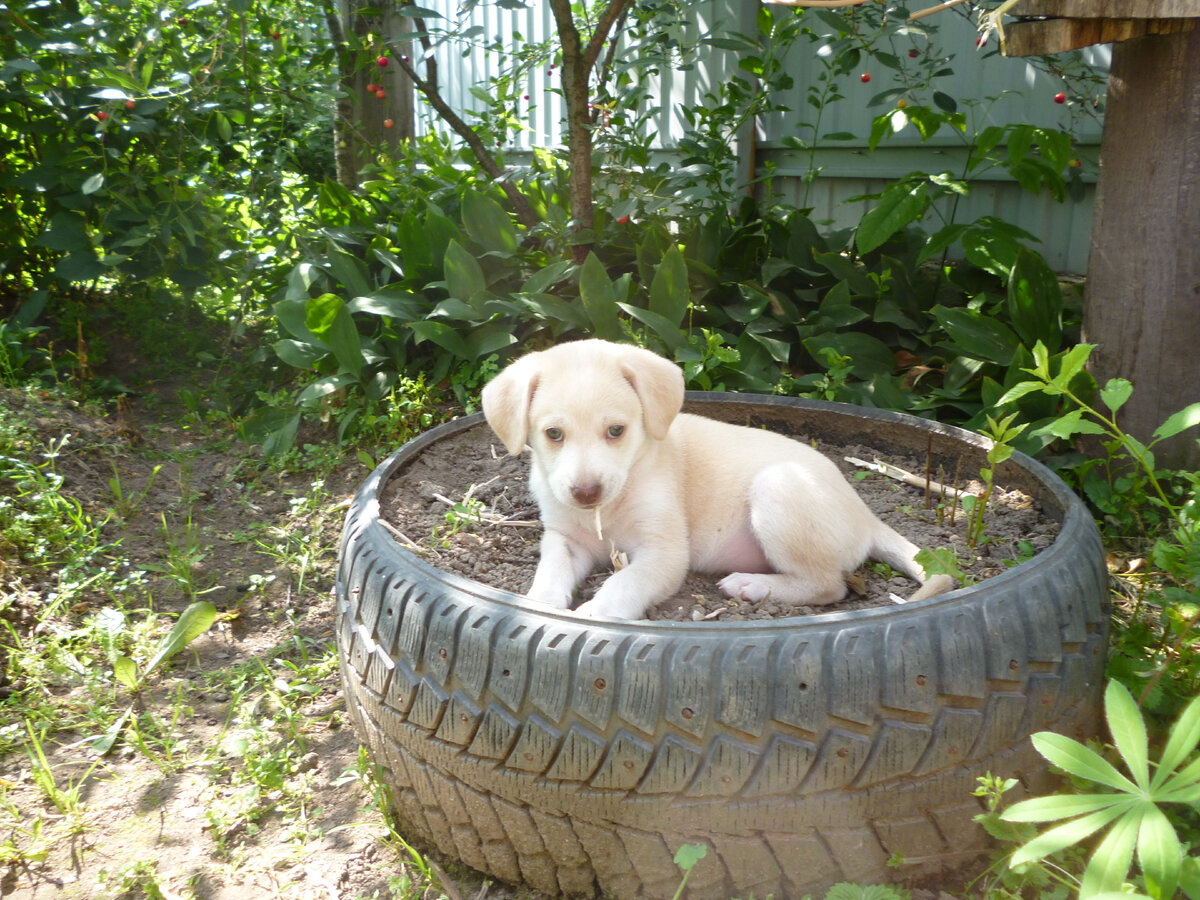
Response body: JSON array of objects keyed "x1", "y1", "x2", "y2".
[{"x1": 379, "y1": 418, "x2": 1060, "y2": 621}]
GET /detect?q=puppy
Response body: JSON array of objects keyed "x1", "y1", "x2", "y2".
[{"x1": 481, "y1": 339, "x2": 955, "y2": 620}]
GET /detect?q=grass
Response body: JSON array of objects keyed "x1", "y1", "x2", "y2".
[{"x1": 0, "y1": 379, "x2": 453, "y2": 899}]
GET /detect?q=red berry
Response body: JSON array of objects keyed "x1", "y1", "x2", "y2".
[
  {"x1": 908, "y1": 49, "x2": 918, "y2": 58},
  {"x1": 273, "y1": 32, "x2": 281, "y2": 40},
  {"x1": 96, "y1": 110, "x2": 107, "y2": 120},
  {"x1": 975, "y1": 35, "x2": 986, "y2": 47},
  {"x1": 1054, "y1": 92, "x2": 1066, "y2": 104},
  {"x1": 366, "y1": 82, "x2": 377, "y2": 93},
  {"x1": 1070, "y1": 158, "x2": 1082, "y2": 168},
  {"x1": 375, "y1": 89, "x2": 386, "y2": 99},
  {"x1": 523, "y1": 94, "x2": 530, "y2": 100},
  {"x1": 383, "y1": 118, "x2": 394, "y2": 129},
  {"x1": 124, "y1": 100, "x2": 135, "y2": 109},
  {"x1": 377, "y1": 56, "x2": 388, "y2": 67},
  {"x1": 860, "y1": 73, "x2": 871, "y2": 83},
  {"x1": 617, "y1": 216, "x2": 630, "y2": 224}
]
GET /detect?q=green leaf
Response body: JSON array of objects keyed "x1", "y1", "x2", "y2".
[
  {"x1": 1137, "y1": 804, "x2": 1182, "y2": 900},
  {"x1": 673, "y1": 842, "x2": 707, "y2": 870},
  {"x1": 82, "y1": 173, "x2": 104, "y2": 195},
  {"x1": 513, "y1": 293, "x2": 590, "y2": 330},
  {"x1": 142, "y1": 602, "x2": 217, "y2": 678},
  {"x1": 113, "y1": 655, "x2": 138, "y2": 690},
  {"x1": 274, "y1": 338, "x2": 327, "y2": 370},
  {"x1": 649, "y1": 245, "x2": 690, "y2": 328},
  {"x1": 1180, "y1": 855, "x2": 1200, "y2": 900},
  {"x1": 444, "y1": 239, "x2": 486, "y2": 301},
  {"x1": 996, "y1": 380, "x2": 1048, "y2": 407},
  {"x1": 1100, "y1": 378, "x2": 1134, "y2": 415},
  {"x1": 54, "y1": 249, "x2": 106, "y2": 282},
  {"x1": 36, "y1": 212, "x2": 91, "y2": 252},
  {"x1": 802, "y1": 332, "x2": 896, "y2": 380},
  {"x1": 521, "y1": 260, "x2": 573, "y2": 295},
  {"x1": 933, "y1": 91, "x2": 957, "y2": 113},
  {"x1": 579, "y1": 252, "x2": 622, "y2": 341},
  {"x1": 326, "y1": 306, "x2": 364, "y2": 378},
  {"x1": 1001, "y1": 793, "x2": 1127, "y2": 823},
  {"x1": 1007, "y1": 247, "x2": 1063, "y2": 352},
  {"x1": 1054, "y1": 342, "x2": 1095, "y2": 390},
  {"x1": 1105, "y1": 680, "x2": 1150, "y2": 789},
  {"x1": 1153, "y1": 692, "x2": 1200, "y2": 791},
  {"x1": 326, "y1": 248, "x2": 373, "y2": 298},
  {"x1": 297, "y1": 373, "x2": 355, "y2": 406},
  {"x1": 1153, "y1": 401, "x2": 1200, "y2": 442},
  {"x1": 1079, "y1": 808, "x2": 1140, "y2": 898},
  {"x1": 617, "y1": 302, "x2": 687, "y2": 352},
  {"x1": 408, "y1": 320, "x2": 471, "y2": 359},
  {"x1": 1034, "y1": 409, "x2": 1109, "y2": 441},
  {"x1": 856, "y1": 180, "x2": 930, "y2": 255},
  {"x1": 932, "y1": 305, "x2": 1020, "y2": 366},
  {"x1": 346, "y1": 293, "x2": 422, "y2": 320},
  {"x1": 1008, "y1": 802, "x2": 1132, "y2": 867},
  {"x1": 462, "y1": 192, "x2": 518, "y2": 254},
  {"x1": 305, "y1": 293, "x2": 344, "y2": 338},
  {"x1": 1030, "y1": 731, "x2": 1139, "y2": 793},
  {"x1": 213, "y1": 110, "x2": 232, "y2": 142},
  {"x1": 91, "y1": 706, "x2": 132, "y2": 756}
]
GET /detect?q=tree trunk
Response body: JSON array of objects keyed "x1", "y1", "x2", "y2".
[
  {"x1": 548, "y1": 0, "x2": 596, "y2": 264},
  {"x1": 1082, "y1": 26, "x2": 1200, "y2": 469},
  {"x1": 329, "y1": 0, "x2": 416, "y2": 190}
]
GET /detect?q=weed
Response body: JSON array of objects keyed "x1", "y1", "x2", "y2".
[
  {"x1": 966, "y1": 412, "x2": 1027, "y2": 548},
  {"x1": 107, "y1": 461, "x2": 163, "y2": 521},
  {"x1": 95, "y1": 858, "x2": 188, "y2": 900},
  {"x1": 977, "y1": 682, "x2": 1200, "y2": 899},
  {"x1": 914, "y1": 546, "x2": 970, "y2": 586},
  {"x1": 147, "y1": 511, "x2": 213, "y2": 600},
  {"x1": 25, "y1": 723, "x2": 98, "y2": 828},
  {"x1": 670, "y1": 843, "x2": 707, "y2": 900}
]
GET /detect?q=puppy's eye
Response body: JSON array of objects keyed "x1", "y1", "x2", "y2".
[
  {"x1": 545, "y1": 427, "x2": 564, "y2": 443},
  {"x1": 607, "y1": 425, "x2": 625, "y2": 439}
]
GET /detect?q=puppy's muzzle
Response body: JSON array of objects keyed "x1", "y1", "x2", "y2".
[{"x1": 570, "y1": 483, "x2": 603, "y2": 508}]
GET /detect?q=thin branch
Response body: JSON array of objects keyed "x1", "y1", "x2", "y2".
[
  {"x1": 392, "y1": 53, "x2": 539, "y2": 227},
  {"x1": 583, "y1": 0, "x2": 632, "y2": 74}
]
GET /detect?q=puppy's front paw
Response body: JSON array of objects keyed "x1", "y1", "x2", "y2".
[
  {"x1": 718, "y1": 573, "x2": 772, "y2": 603},
  {"x1": 525, "y1": 585, "x2": 573, "y2": 610},
  {"x1": 572, "y1": 596, "x2": 641, "y2": 620}
]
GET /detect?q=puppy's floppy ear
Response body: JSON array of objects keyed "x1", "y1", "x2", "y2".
[
  {"x1": 481, "y1": 353, "x2": 540, "y2": 455},
  {"x1": 617, "y1": 344, "x2": 685, "y2": 441}
]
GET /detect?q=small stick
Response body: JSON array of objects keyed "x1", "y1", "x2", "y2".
[
  {"x1": 763, "y1": 0, "x2": 880, "y2": 6},
  {"x1": 950, "y1": 456, "x2": 964, "y2": 526},
  {"x1": 379, "y1": 518, "x2": 436, "y2": 555},
  {"x1": 845, "y1": 456, "x2": 973, "y2": 499},
  {"x1": 925, "y1": 433, "x2": 933, "y2": 509},
  {"x1": 908, "y1": 0, "x2": 970, "y2": 21}
]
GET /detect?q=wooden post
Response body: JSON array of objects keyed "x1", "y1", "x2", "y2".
[
  {"x1": 1081, "y1": 26, "x2": 1200, "y2": 469},
  {"x1": 1001, "y1": 0, "x2": 1200, "y2": 468}
]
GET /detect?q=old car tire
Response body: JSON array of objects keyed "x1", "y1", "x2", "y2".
[{"x1": 335, "y1": 394, "x2": 1109, "y2": 899}]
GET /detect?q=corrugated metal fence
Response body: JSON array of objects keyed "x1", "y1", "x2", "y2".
[{"x1": 414, "y1": 1, "x2": 1109, "y2": 272}]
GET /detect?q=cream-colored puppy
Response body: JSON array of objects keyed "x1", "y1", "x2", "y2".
[{"x1": 481, "y1": 339, "x2": 955, "y2": 620}]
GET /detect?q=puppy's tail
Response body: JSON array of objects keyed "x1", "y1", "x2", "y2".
[{"x1": 870, "y1": 525, "x2": 957, "y2": 602}]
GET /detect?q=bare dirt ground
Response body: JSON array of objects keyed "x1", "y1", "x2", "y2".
[{"x1": 0, "y1": 381, "x2": 499, "y2": 900}]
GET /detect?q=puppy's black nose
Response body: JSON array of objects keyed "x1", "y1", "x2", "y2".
[{"x1": 571, "y1": 483, "x2": 602, "y2": 508}]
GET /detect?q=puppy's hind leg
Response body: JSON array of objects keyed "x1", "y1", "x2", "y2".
[{"x1": 717, "y1": 463, "x2": 857, "y2": 607}]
